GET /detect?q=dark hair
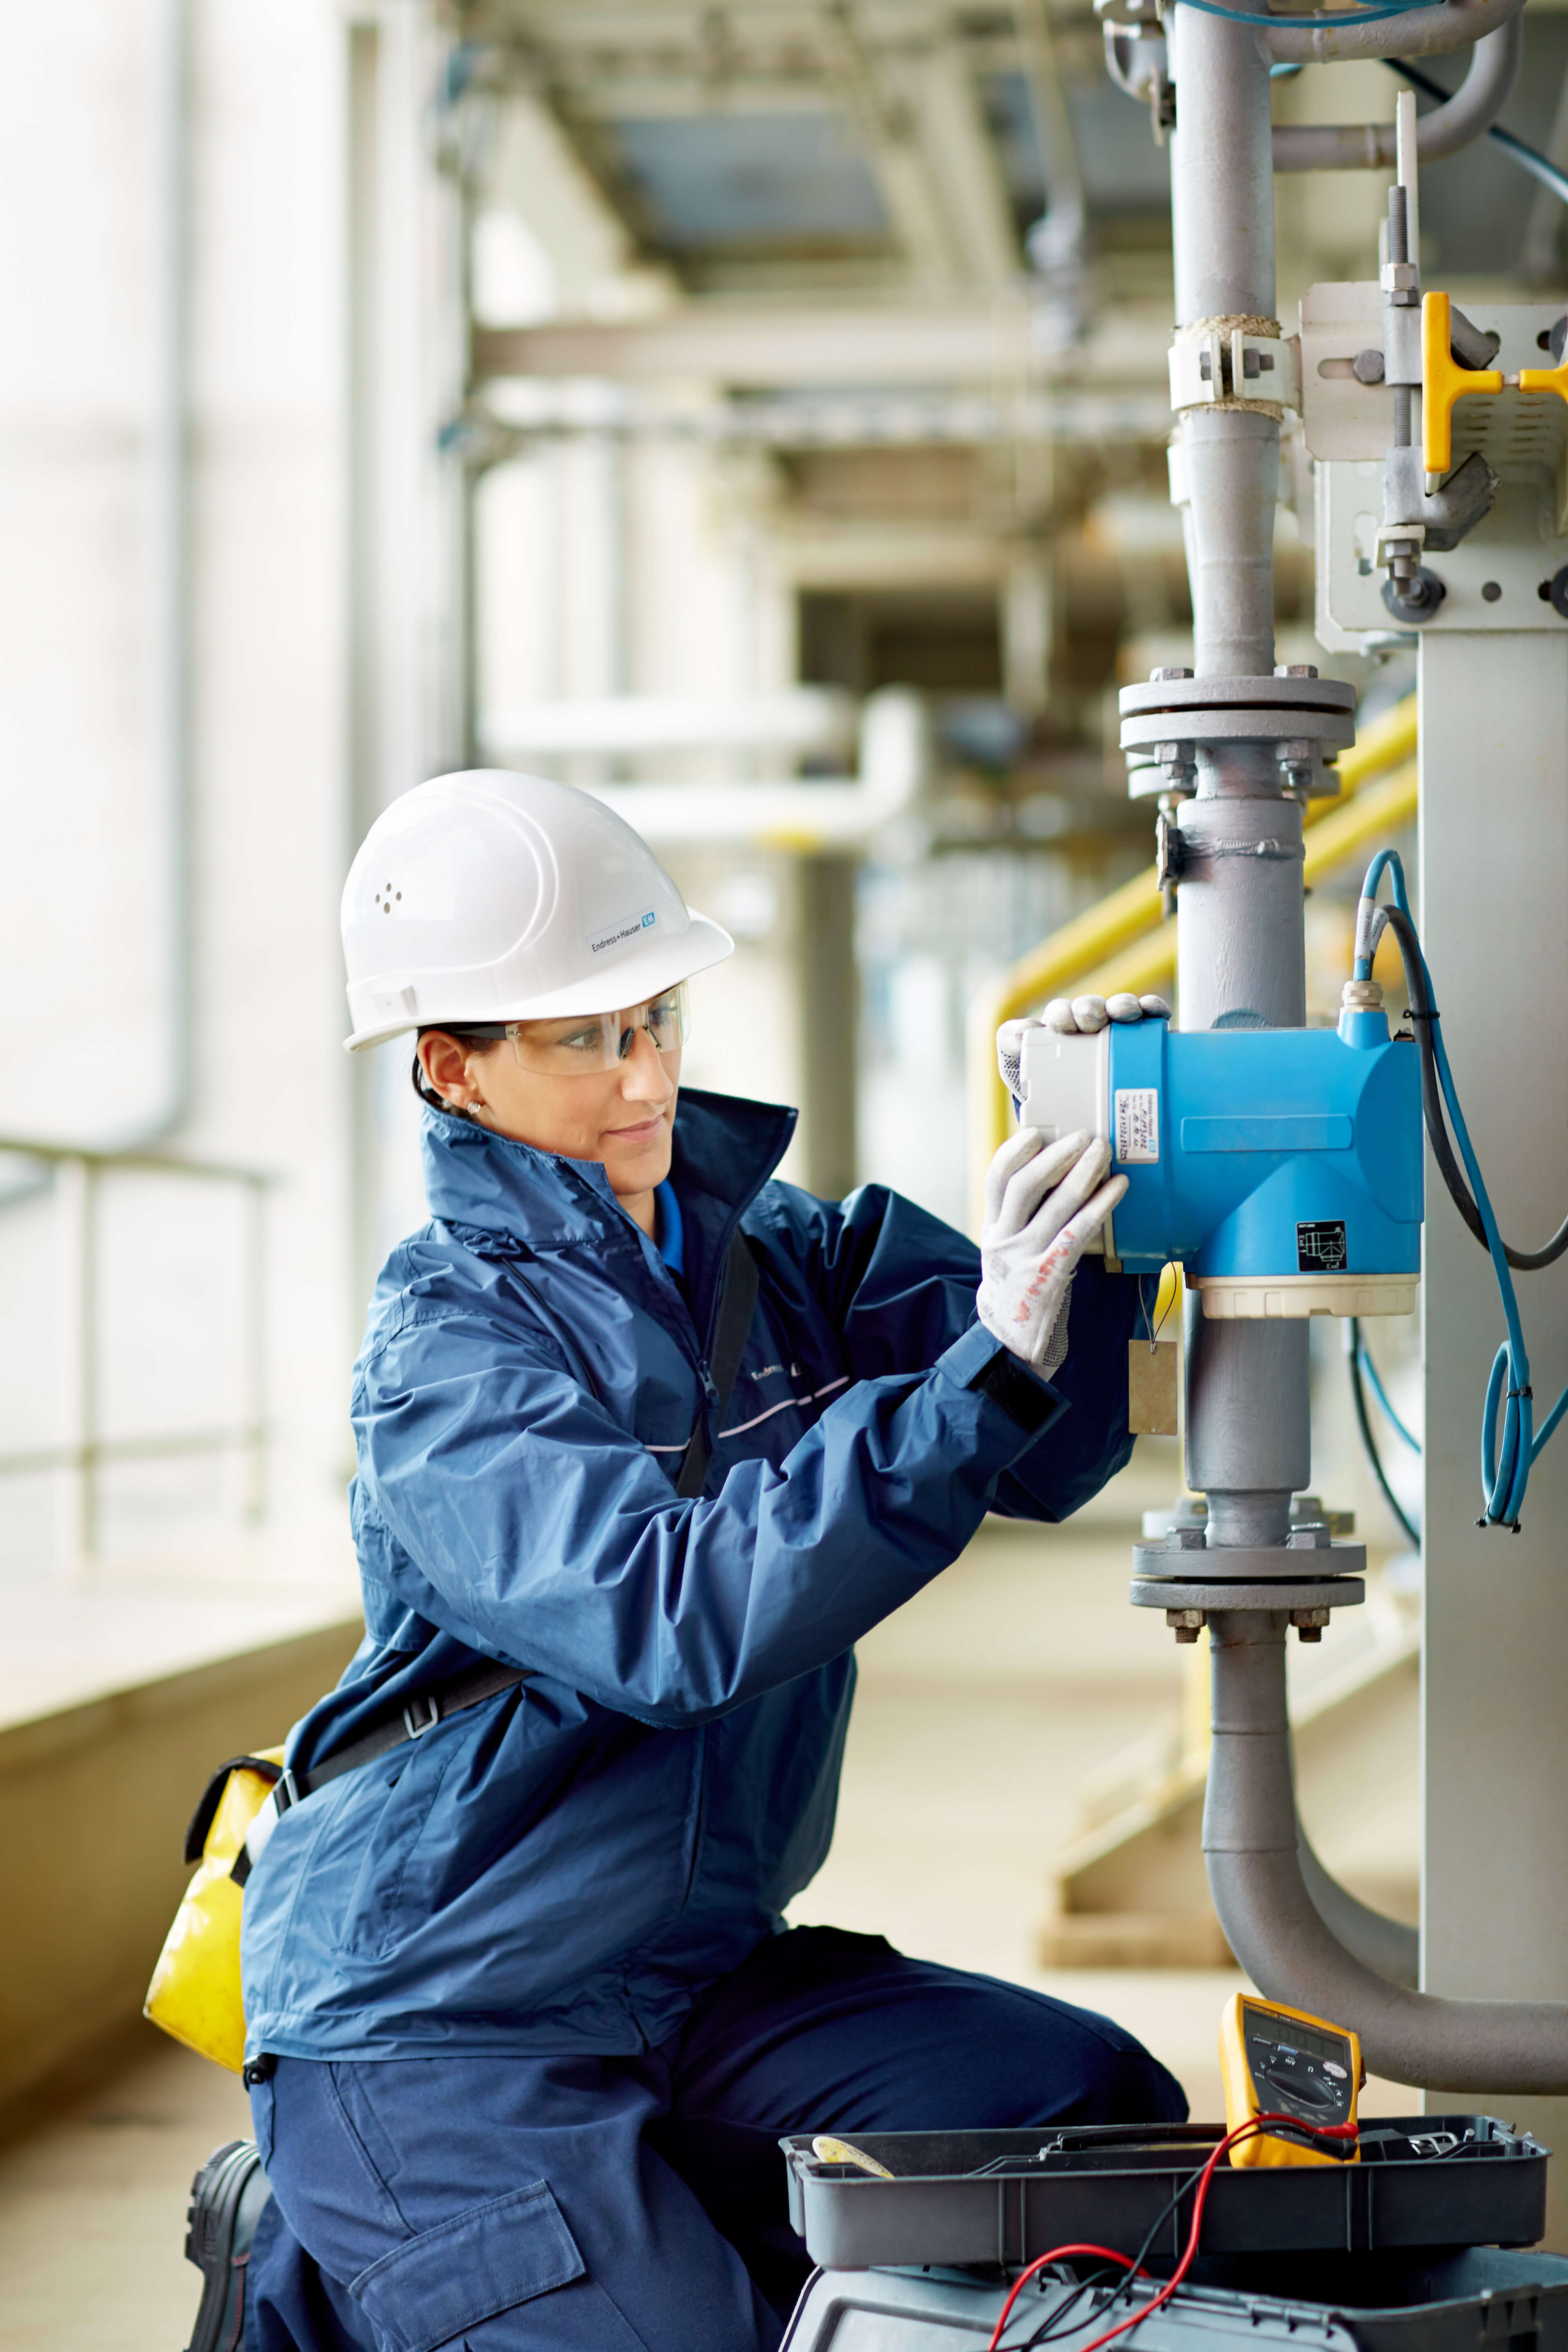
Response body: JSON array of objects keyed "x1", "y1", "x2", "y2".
[{"x1": 411, "y1": 1025, "x2": 504, "y2": 1120}]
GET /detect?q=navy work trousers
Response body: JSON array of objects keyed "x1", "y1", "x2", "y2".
[{"x1": 246, "y1": 1926, "x2": 1186, "y2": 2352}]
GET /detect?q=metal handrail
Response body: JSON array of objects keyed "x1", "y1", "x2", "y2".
[{"x1": 0, "y1": 1138, "x2": 275, "y2": 1564}]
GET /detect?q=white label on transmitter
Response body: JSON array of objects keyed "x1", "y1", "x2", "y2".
[{"x1": 1114, "y1": 1088, "x2": 1160, "y2": 1165}]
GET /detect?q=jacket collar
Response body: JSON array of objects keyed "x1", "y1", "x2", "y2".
[{"x1": 419, "y1": 1088, "x2": 798, "y2": 1265}]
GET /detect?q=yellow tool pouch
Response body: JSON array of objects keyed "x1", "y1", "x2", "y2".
[{"x1": 144, "y1": 1749, "x2": 285, "y2": 2074}]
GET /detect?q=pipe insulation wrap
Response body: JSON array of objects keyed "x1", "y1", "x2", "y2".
[
  {"x1": 1272, "y1": 17, "x2": 1521, "y2": 170},
  {"x1": 1204, "y1": 1612, "x2": 1568, "y2": 2091},
  {"x1": 1263, "y1": 0, "x2": 1523, "y2": 65}
]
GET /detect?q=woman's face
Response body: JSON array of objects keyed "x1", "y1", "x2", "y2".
[{"x1": 417, "y1": 1000, "x2": 682, "y2": 1207}]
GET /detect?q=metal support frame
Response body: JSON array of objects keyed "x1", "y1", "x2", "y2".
[{"x1": 1419, "y1": 628, "x2": 1568, "y2": 2223}]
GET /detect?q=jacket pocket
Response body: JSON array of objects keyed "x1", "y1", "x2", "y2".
[{"x1": 350, "y1": 2181, "x2": 584, "y2": 2352}]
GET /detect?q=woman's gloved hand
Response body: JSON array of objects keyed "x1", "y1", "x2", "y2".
[
  {"x1": 977, "y1": 1129, "x2": 1128, "y2": 1376},
  {"x1": 996, "y1": 994, "x2": 1172, "y2": 1100}
]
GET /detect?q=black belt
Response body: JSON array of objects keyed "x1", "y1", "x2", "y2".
[{"x1": 181, "y1": 1655, "x2": 531, "y2": 1889}]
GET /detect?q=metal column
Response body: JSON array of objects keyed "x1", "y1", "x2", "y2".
[{"x1": 1420, "y1": 631, "x2": 1568, "y2": 2243}]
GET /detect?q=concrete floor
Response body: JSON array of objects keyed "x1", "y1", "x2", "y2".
[{"x1": 0, "y1": 1440, "x2": 1419, "y2": 2346}]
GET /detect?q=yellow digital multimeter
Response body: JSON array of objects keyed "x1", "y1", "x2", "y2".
[{"x1": 1219, "y1": 1993, "x2": 1363, "y2": 2167}]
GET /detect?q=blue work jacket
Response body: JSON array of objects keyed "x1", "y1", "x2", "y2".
[{"x1": 241, "y1": 1090, "x2": 1147, "y2": 2063}]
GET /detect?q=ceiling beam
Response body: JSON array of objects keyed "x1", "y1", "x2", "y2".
[{"x1": 472, "y1": 297, "x2": 1172, "y2": 389}]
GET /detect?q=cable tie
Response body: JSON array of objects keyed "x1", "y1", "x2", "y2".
[
  {"x1": 1509, "y1": 1386, "x2": 1533, "y2": 1400},
  {"x1": 1405, "y1": 1007, "x2": 1439, "y2": 1023}
]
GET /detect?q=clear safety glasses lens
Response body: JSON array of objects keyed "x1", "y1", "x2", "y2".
[{"x1": 504, "y1": 984, "x2": 689, "y2": 1077}]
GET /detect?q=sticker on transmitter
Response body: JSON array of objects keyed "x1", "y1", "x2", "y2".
[
  {"x1": 1114, "y1": 1088, "x2": 1160, "y2": 1165},
  {"x1": 1297, "y1": 1219, "x2": 1348, "y2": 1274}
]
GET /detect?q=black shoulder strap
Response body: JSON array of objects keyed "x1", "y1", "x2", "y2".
[
  {"x1": 184, "y1": 1754, "x2": 283, "y2": 1864},
  {"x1": 675, "y1": 1229, "x2": 761, "y2": 1500}
]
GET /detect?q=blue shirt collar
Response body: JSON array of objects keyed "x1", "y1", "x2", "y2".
[{"x1": 654, "y1": 1180, "x2": 684, "y2": 1275}]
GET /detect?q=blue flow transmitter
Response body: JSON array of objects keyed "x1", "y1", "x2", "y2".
[{"x1": 1017, "y1": 999, "x2": 1423, "y2": 1319}]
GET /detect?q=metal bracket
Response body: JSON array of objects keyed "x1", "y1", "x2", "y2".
[{"x1": 1169, "y1": 331, "x2": 1300, "y2": 415}]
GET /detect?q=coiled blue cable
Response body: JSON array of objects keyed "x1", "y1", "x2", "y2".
[{"x1": 1359, "y1": 850, "x2": 1568, "y2": 1527}]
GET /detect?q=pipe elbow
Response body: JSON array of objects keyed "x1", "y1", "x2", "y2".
[
  {"x1": 1264, "y1": 0, "x2": 1523, "y2": 67},
  {"x1": 1205, "y1": 1609, "x2": 1568, "y2": 2094},
  {"x1": 1270, "y1": 15, "x2": 1519, "y2": 171}
]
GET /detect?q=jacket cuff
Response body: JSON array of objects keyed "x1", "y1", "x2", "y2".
[{"x1": 935, "y1": 1322, "x2": 1066, "y2": 1438}]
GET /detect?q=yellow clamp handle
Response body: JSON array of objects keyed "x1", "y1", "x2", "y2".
[
  {"x1": 1517, "y1": 343, "x2": 1568, "y2": 412},
  {"x1": 1422, "y1": 291, "x2": 1502, "y2": 478}
]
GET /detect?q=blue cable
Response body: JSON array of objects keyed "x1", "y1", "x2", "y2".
[
  {"x1": 1359, "y1": 1339, "x2": 1421, "y2": 1453},
  {"x1": 1359, "y1": 850, "x2": 1568, "y2": 1527},
  {"x1": 1179, "y1": 0, "x2": 1445, "y2": 22}
]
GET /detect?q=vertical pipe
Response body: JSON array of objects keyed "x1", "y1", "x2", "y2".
[
  {"x1": 1169, "y1": 3, "x2": 1280, "y2": 684},
  {"x1": 1168, "y1": 5, "x2": 1310, "y2": 1542},
  {"x1": 241, "y1": 1178, "x2": 267, "y2": 1523},
  {"x1": 141, "y1": 0, "x2": 194, "y2": 1149},
  {"x1": 345, "y1": 22, "x2": 386, "y2": 1365},
  {"x1": 56, "y1": 1159, "x2": 97, "y2": 1568}
]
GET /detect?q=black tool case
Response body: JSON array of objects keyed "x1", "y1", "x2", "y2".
[
  {"x1": 780, "y1": 2118, "x2": 1548, "y2": 2274},
  {"x1": 779, "y1": 2247, "x2": 1568, "y2": 2352}
]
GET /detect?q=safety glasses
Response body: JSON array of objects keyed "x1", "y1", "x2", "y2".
[{"x1": 450, "y1": 984, "x2": 689, "y2": 1077}]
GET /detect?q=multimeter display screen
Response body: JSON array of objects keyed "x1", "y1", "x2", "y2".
[{"x1": 1241, "y1": 2004, "x2": 1354, "y2": 2124}]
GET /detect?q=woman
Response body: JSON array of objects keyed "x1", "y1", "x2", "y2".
[{"x1": 217, "y1": 768, "x2": 1183, "y2": 2352}]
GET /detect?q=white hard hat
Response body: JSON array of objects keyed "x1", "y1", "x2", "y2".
[{"x1": 341, "y1": 769, "x2": 733, "y2": 1050}]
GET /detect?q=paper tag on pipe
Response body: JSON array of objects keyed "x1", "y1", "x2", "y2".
[{"x1": 1129, "y1": 1338, "x2": 1179, "y2": 1437}]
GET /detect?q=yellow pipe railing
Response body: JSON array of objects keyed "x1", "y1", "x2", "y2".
[{"x1": 965, "y1": 695, "x2": 1419, "y2": 1225}]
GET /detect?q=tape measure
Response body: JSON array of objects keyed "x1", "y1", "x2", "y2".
[{"x1": 1220, "y1": 1993, "x2": 1363, "y2": 2167}]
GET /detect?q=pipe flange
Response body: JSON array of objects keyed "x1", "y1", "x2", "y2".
[
  {"x1": 1131, "y1": 1575, "x2": 1365, "y2": 1613},
  {"x1": 1133, "y1": 1536, "x2": 1368, "y2": 1581},
  {"x1": 1120, "y1": 703, "x2": 1356, "y2": 755},
  {"x1": 1120, "y1": 673, "x2": 1358, "y2": 720}
]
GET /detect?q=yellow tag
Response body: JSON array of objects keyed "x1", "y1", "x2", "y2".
[{"x1": 1129, "y1": 1339, "x2": 1178, "y2": 1436}]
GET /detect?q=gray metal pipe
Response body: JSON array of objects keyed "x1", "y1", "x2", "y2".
[
  {"x1": 1264, "y1": 0, "x2": 1522, "y2": 65},
  {"x1": 1298, "y1": 1815, "x2": 1420, "y2": 1991},
  {"x1": 1168, "y1": 7, "x2": 1312, "y2": 1538},
  {"x1": 1205, "y1": 1611, "x2": 1568, "y2": 2091},
  {"x1": 1179, "y1": 417, "x2": 1281, "y2": 683},
  {"x1": 1273, "y1": 16, "x2": 1521, "y2": 170},
  {"x1": 1170, "y1": 4, "x2": 1275, "y2": 328}
]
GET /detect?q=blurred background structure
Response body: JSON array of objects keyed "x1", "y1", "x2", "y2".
[{"x1": 6, "y1": 0, "x2": 1553, "y2": 2333}]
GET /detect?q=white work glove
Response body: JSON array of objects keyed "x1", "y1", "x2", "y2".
[
  {"x1": 977, "y1": 1130, "x2": 1128, "y2": 1377},
  {"x1": 996, "y1": 994, "x2": 1172, "y2": 1101}
]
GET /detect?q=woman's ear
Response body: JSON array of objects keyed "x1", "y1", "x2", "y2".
[{"x1": 417, "y1": 1031, "x2": 485, "y2": 1114}]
